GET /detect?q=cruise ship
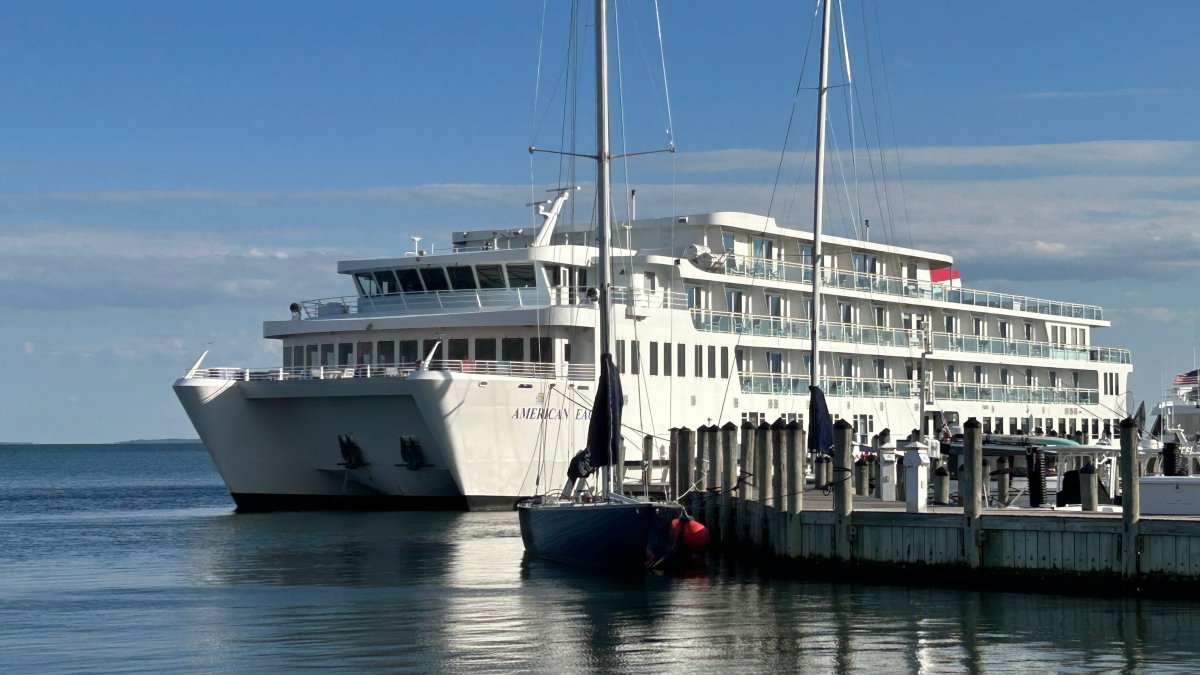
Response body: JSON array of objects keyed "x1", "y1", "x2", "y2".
[{"x1": 174, "y1": 194, "x2": 1134, "y2": 510}]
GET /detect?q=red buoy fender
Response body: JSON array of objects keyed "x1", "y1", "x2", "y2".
[{"x1": 682, "y1": 519, "x2": 710, "y2": 551}]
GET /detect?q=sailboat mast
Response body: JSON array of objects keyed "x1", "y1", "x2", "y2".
[
  {"x1": 595, "y1": 0, "x2": 613, "y2": 357},
  {"x1": 809, "y1": 0, "x2": 833, "y2": 388},
  {"x1": 594, "y1": 0, "x2": 615, "y2": 497}
]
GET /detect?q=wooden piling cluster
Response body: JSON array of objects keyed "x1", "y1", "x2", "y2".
[{"x1": 664, "y1": 416, "x2": 1200, "y2": 596}]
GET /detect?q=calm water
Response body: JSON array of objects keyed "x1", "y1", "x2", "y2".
[{"x1": 3, "y1": 444, "x2": 1200, "y2": 673}]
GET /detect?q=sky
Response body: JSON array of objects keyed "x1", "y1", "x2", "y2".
[{"x1": 2, "y1": 1, "x2": 1198, "y2": 442}]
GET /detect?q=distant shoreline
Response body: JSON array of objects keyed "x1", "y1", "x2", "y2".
[{"x1": 0, "y1": 439, "x2": 202, "y2": 446}]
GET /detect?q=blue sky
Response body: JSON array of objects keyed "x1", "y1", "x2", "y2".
[{"x1": 3, "y1": 1, "x2": 1199, "y2": 442}]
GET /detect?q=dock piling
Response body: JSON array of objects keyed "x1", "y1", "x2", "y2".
[
  {"x1": 1120, "y1": 417, "x2": 1140, "y2": 577},
  {"x1": 1080, "y1": 462, "x2": 1098, "y2": 511},
  {"x1": 833, "y1": 419, "x2": 854, "y2": 560},
  {"x1": 963, "y1": 418, "x2": 983, "y2": 569},
  {"x1": 720, "y1": 422, "x2": 737, "y2": 544}
]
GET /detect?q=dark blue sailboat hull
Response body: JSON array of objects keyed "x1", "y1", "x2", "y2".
[{"x1": 518, "y1": 501, "x2": 684, "y2": 570}]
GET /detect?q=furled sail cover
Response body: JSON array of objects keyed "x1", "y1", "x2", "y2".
[
  {"x1": 585, "y1": 353, "x2": 624, "y2": 469},
  {"x1": 808, "y1": 385, "x2": 835, "y2": 455}
]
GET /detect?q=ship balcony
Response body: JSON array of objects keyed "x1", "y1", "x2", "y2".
[
  {"x1": 296, "y1": 286, "x2": 686, "y2": 319},
  {"x1": 711, "y1": 253, "x2": 1105, "y2": 321},
  {"x1": 691, "y1": 309, "x2": 1129, "y2": 365},
  {"x1": 931, "y1": 332, "x2": 1131, "y2": 364},
  {"x1": 183, "y1": 360, "x2": 596, "y2": 382},
  {"x1": 736, "y1": 372, "x2": 1101, "y2": 405}
]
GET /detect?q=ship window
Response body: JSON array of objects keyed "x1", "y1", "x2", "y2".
[
  {"x1": 645, "y1": 272, "x2": 657, "y2": 292},
  {"x1": 448, "y1": 339, "x2": 469, "y2": 361},
  {"x1": 617, "y1": 340, "x2": 626, "y2": 373},
  {"x1": 501, "y1": 337, "x2": 524, "y2": 361},
  {"x1": 377, "y1": 341, "x2": 395, "y2": 364},
  {"x1": 695, "y1": 345, "x2": 703, "y2": 378},
  {"x1": 506, "y1": 264, "x2": 536, "y2": 288},
  {"x1": 631, "y1": 340, "x2": 640, "y2": 374},
  {"x1": 477, "y1": 265, "x2": 506, "y2": 289},
  {"x1": 397, "y1": 268, "x2": 424, "y2": 293},
  {"x1": 420, "y1": 268, "x2": 450, "y2": 292},
  {"x1": 447, "y1": 265, "x2": 478, "y2": 290},
  {"x1": 306, "y1": 345, "x2": 319, "y2": 368},
  {"x1": 357, "y1": 342, "x2": 373, "y2": 365},
  {"x1": 649, "y1": 342, "x2": 659, "y2": 375},
  {"x1": 422, "y1": 340, "x2": 442, "y2": 362},
  {"x1": 721, "y1": 347, "x2": 729, "y2": 377},
  {"x1": 374, "y1": 270, "x2": 399, "y2": 295},
  {"x1": 289, "y1": 345, "x2": 301, "y2": 368},
  {"x1": 283, "y1": 347, "x2": 293, "y2": 368},
  {"x1": 475, "y1": 338, "x2": 496, "y2": 361},
  {"x1": 708, "y1": 346, "x2": 717, "y2": 379},
  {"x1": 530, "y1": 337, "x2": 552, "y2": 363},
  {"x1": 338, "y1": 343, "x2": 353, "y2": 366},
  {"x1": 663, "y1": 342, "x2": 672, "y2": 377},
  {"x1": 686, "y1": 286, "x2": 703, "y2": 310},
  {"x1": 355, "y1": 272, "x2": 381, "y2": 297},
  {"x1": 320, "y1": 344, "x2": 335, "y2": 367},
  {"x1": 677, "y1": 343, "x2": 686, "y2": 377},
  {"x1": 399, "y1": 340, "x2": 419, "y2": 364}
]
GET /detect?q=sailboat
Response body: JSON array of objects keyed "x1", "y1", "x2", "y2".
[{"x1": 516, "y1": 0, "x2": 685, "y2": 571}]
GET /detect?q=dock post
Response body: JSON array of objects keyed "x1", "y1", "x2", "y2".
[
  {"x1": 720, "y1": 422, "x2": 737, "y2": 545},
  {"x1": 754, "y1": 421, "x2": 771, "y2": 547},
  {"x1": 705, "y1": 425, "x2": 720, "y2": 532},
  {"x1": 903, "y1": 441, "x2": 930, "y2": 513},
  {"x1": 787, "y1": 422, "x2": 805, "y2": 513},
  {"x1": 1080, "y1": 462, "x2": 1098, "y2": 511},
  {"x1": 995, "y1": 456, "x2": 1010, "y2": 506},
  {"x1": 833, "y1": 419, "x2": 854, "y2": 561},
  {"x1": 854, "y1": 457, "x2": 868, "y2": 496},
  {"x1": 1119, "y1": 417, "x2": 1140, "y2": 578},
  {"x1": 963, "y1": 418, "x2": 983, "y2": 569},
  {"x1": 738, "y1": 421, "x2": 754, "y2": 542},
  {"x1": 933, "y1": 465, "x2": 950, "y2": 505},
  {"x1": 785, "y1": 422, "x2": 804, "y2": 557},
  {"x1": 877, "y1": 441, "x2": 897, "y2": 501},
  {"x1": 642, "y1": 434, "x2": 654, "y2": 500},
  {"x1": 771, "y1": 418, "x2": 786, "y2": 555},
  {"x1": 678, "y1": 427, "x2": 695, "y2": 510},
  {"x1": 668, "y1": 428, "x2": 680, "y2": 501},
  {"x1": 814, "y1": 456, "x2": 830, "y2": 490}
]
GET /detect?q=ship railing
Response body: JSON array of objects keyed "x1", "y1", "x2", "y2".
[
  {"x1": 296, "y1": 286, "x2": 685, "y2": 318},
  {"x1": 690, "y1": 310, "x2": 919, "y2": 347},
  {"x1": 932, "y1": 332, "x2": 1132, "y2": 364},
  {"x1": 931, "y1": 382, "x2": 1100, "y2": 405},
  {"x1": 710, "y1": 254, "x2": 1104, "y2": 321},
  {"x1": 186, "y1": 361, "x2": 596, "y2": 382},
  {"x1": 737, "y1": 373, "x2": 915, "y2": 398}
]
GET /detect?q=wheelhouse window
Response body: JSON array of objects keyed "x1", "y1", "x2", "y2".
[
  {"x1": 476, "y1": 265, "x2": 506, "y2": 289},
  {"x1": 447, "y1": 265, "x2": 478, "y2": 290},
  {"x1": 375, "y1": 270, "x2": 399, "y2": 295},
  {"x1": 337, "y1": 343, "x2": 353, "y2": 366},
  {"x1": 506, "y1": 264, "x2": 536, "y2": 288},
  {"x1": 320, "y1": 344, "x2": 335, "y2": 367},
  {"x1": 396, "y1": 268, "x2": 424, "y2": 293},
  {"x1": 420, "y1": 267, "x2": 450, "y2": 292},
  {"x1": 686, "y1": 286, "x2": 703, "y2": 310},
  {"x1": 851, "y1": 252, "x2": 877, "y2": 274},
  {"x1": 355, "y1": 272, "x2": 381, "y2": 297}
]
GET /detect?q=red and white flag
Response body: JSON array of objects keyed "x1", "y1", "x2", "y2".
[{"x1": 1175, "y1": 369, "x2": 1200, "y2": 386}]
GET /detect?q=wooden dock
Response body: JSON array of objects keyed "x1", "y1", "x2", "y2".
[{"x1": 669, "y1": 418, "x2": 1200, "y2": 595}]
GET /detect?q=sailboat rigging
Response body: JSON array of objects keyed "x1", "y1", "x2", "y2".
[{"x1": 517, "y1": 0, "x2": 686, "y2": 571}]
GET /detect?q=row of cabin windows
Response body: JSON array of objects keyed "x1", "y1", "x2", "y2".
[
  {"x1": 615, "y1": 340, "x2": 732, "y2": 379},
  {"x1": 940, "y1": 365, "x2": 1098, "y2": 390},
  {"x1": 980, "y1": 416, "x2": 1120, "y2": 440},
  {"x1": 353, "y1": 263, "x2": 540, "y2": 297},
  {"x1": 283, "y1": 337, "x2": 556, "y2": 368},
  {"x1": 1102, "y1": 372, "x2": 1121, "y2": 396}
]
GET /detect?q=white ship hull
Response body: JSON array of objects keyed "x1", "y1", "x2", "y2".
[{"x1": 174, "y1": 369, "x2": 598, "y2": 510}]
